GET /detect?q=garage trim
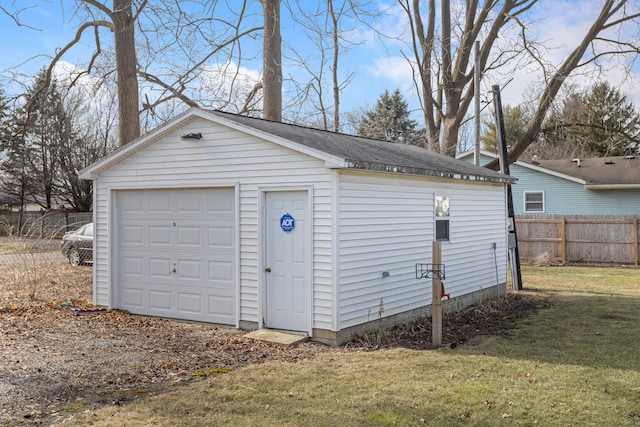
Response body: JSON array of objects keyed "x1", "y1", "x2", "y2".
[
  {"x1": 258, "y1": 185, "x2": 314, "y2": 336},
  {"x1": 108, "y1": 184, "x2": 240, "y2": 326}
]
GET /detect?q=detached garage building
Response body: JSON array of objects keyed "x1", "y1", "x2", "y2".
[{"x1": 80, "y1": 108, "x2": 514, "y2": 345}]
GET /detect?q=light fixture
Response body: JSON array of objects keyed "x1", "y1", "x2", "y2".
[{"x1": 180, "y1": 132, "x2": 202, "y2": 141}]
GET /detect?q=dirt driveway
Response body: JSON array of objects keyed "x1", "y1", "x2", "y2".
[
  {"x1": 0, "y1": 245, "x2": 541, "y2": 426},
  {"x1": 0, "y1": 250, "x2": 338, "y2": 426}
]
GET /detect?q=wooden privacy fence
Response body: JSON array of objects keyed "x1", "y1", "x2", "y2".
[
  {"x1": 516, "y1": 215, "x2": 639, "y2": 266},
  {"x1": 0, "y1": 211, "x2": 92, "y2": 238}
]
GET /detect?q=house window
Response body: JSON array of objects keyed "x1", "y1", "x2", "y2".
[
  {"x1": 435, "y1": 195, "x2": 450, "y2": 241},
  {"x1": 524, "y1": 191, "x2": 544, "y2": 212}
]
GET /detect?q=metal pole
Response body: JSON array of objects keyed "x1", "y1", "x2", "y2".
[
  {"x1": 474, "y1": 41, "x2": 481, "y2": 166},
  {"x1": 492, "y1": 85, "x2": 523, "y2": 291}
]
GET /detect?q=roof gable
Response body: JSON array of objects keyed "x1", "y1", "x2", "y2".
[
  {"x1": 519, "y1": 157, "x2": 640, "y2": 187},
  {"x1": 81, "y1": 108, "x2": 513, "y2": 183},
  {"x1": 458, "y1": 150, "x2": 640, "y2": 187}
]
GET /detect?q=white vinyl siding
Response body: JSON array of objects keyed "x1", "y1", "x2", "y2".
[
  {"x1": 92, "y1": 117, "x2": 334, "y2": 330},
  {"x1": 441, "y1": 183, "x2": 508, "y2": 299},
  {"x1": 336, "y1": 172, "x2": 433, "y2": 329},
  {"x1": 336, "y1": 172, "x2": 508, "y2": 330}
]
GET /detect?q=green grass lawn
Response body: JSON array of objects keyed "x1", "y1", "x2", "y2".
[{"x1": 61, "y1": 266, "x2": 640, "y2": 426}]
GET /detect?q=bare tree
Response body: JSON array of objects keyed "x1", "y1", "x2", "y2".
[
  {"x1": 284, "y1": 1, "x2": 369, "y2": 131},
  {"x1": 138, "y1": 1, "x2": 263, "y2": 119},
  {"x1": 56, "y1": 73, "x2": 119, "y2": 211},
  {"x1": 261, "y1": 0, "x2": 282, "y2": 121},
  {"x1": 400, "y1": 0, "x2": 640, "y2": 165},
  {"x1": 38, "y1": 0, "x2": 147, "y2": 146}
]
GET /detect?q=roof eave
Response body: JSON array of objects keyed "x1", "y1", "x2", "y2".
[
  {"x1": 78, "y1": 108, "x2": 348, "y2": 179},
  {"x1": 344, "y1": 161, "x2": 515, "y2": 183},
  {"x1": 584, "y1": 184, "x2": 640, "y2": 190},
  {"x1": 516, "y1": 162, "x2": 587, "y2": 184},
  {"x1": 204, "y1": 110, "x2": 347, "y2": 166}
]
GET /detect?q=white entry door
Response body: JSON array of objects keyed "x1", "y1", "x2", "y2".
[{"x1": 265, "y1": 191, "x2": 311, "y2": 332}]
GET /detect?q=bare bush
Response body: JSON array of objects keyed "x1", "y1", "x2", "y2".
[{"x1": 0, "y1": 217, "x2": 68, "y2": 301}]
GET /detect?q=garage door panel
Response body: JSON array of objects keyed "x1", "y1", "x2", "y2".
[
  {"x1": 117, "y1": 188, "x2": 236, "y2": 324},
  {"x1": 178, "y1": 292, "x2": 203, "y2": 314},
  {"x1": 149, "y1": 226, "x2": 173, "y2": 245},
  {"x1": 148, "y1": 192, "x2": 172, "y2": 213},
  {"x1": 176, "y1": 259, "x2": 203, "y2": 280},
  {"x1": 149, "y1": 290, "x2": 172, "y2": 311},
  {"x1": 122, "y1": 225, "x2": 144, "y2": 244},
  {"x1": 120, "y1": 193, "x2": 143, "y2": 213},
  {"x1": 148, "y1": 257, "x2": 172, "y2": 278},
  {"x1": 122, "y1": 287, "x2": 144, "y2": 308},
  {"x1": 177, "y1": 191, "x2": 204, "y2": 213},
  {"x1": 208, "y1": 261, "x2": 234, "y2": 284},
  {"x1": 208, "y1": 226, "x2": 234, "y2": 248},
  {"x1": 209, "y1": 294, "x2": 235, "y2": 318},
  {"x1": 177, "y1": 226, "x2": 202, "y2": 246},
  {"x1": 122, "y1": 256, "x2": 144, "y2": 275}
]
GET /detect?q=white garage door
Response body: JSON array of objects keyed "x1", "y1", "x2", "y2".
[{"x1": 116, "y1": 188, "x2": 236, "y2": 324}]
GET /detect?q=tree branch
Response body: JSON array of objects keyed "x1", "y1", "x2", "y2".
[
  {"x1": 138, "y1": 70, "x2": 199, "y2": 110},
  {"x1": 485, "y1": 0, "x2": 631, "y2": 170}
]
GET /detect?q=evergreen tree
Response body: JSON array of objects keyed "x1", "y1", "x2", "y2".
[
  {"x1": 0, "y1": 88, "x2": 32, "y2": 214},
  {"x1": 545, "y1": 82, "x2": 640, "y2": 157},
  {"x1": 1, "y1": 70, "x2": 87, "y2": 211},
  {"x1": 357, "y1": 89, "x2": 425, "y2": 147},
  {"x1": 481, "y1": 105, "x2": 529, "y2": 153},
  {"x1": 24, "y1": 70, "x2": 76, "y2": 209}
]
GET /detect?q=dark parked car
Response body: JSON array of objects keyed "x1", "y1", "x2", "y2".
[{"x1": 61, "y1": 223, "x2": 93, "y2": 266}]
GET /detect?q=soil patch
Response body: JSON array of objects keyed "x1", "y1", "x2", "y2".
[{"x1": 0, "y1": 250, "x2": 544, "y2": 426}]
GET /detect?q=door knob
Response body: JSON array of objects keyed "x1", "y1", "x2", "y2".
[{"x1": 265, "y1": 267, "x2": 271, "y2": 273}]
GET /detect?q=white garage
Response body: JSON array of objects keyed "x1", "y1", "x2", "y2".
[
  {"x1": 80, "y1": 107, "x2": 514, "y2": 345},
  {"x1": 116, "y1": 188, "x2": 236, "y2": 324}
]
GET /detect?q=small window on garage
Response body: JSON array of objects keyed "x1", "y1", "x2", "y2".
[
  {"x1": 524, "y1": 191, "x2": 545, "y2": 213},
  {"x1": 435, "y1": 195, "x2": 450, "y2": 241}
]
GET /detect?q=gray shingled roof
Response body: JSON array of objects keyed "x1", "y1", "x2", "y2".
[
  {"x1": 211, "y1": 110, "x2": 513, "y2": 184},
  {"x1": 520, "y1": 156, "x2": 640, "y2": 185}
]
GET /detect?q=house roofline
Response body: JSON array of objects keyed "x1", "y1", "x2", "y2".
[
  {"x1": 81, "y1": 109, "x2": 513, "y2": 184},
  {"x1": 584, "y1": 184, "x2": 640, "y2": 190},
  {"x1": 80, "y1": 108, "x2": 348, "y2": 179},
  {"x1": 457, "y1": 150, "x2": 586, "y2": 185}
]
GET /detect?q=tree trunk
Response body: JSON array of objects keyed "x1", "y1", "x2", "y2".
[
  {"x1": 113, "y1": 0, "x2": 140, "y2": 145},
  {"x1": 329, "y1": 0, "x2": 340, "y2": 132},
  {"x1": 261, "y1": 0, "x2": 282, "y2": 122},
  {"x1": 441, "y1": 118, "x2": 459, "y2": 157}
]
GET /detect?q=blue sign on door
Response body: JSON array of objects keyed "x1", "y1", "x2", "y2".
[{"x1": 280, "y1": 213, "x2": 295, "y2": 232}]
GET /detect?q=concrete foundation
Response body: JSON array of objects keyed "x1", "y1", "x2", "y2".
[{"x1": 241, "y1": 284, "x2": 507, "y2": 347}]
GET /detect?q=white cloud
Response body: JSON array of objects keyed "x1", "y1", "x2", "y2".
[{"x1": 368, "y1": 56, "x2": 414, "y2": 84}]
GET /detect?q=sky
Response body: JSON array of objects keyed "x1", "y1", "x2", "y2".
[{"x1": 1, "y1": 0, "x2": 639, "y2": 139}]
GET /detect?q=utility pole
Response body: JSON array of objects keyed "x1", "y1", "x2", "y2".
[
  {"x1": 492, "y1": 85, "x2": 522, "y2": 291},
  {"x1": 474, "y1": 41, "x2": 481, "y2": 166}
]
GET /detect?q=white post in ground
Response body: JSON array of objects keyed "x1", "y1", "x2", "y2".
[{"x1": 432, "y1": 241, "x2": 442, "y2": 346}]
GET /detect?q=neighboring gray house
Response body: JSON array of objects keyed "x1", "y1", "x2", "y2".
[
  {"x1": 458, "y1": 150, "x2": 640, "y2": 215},
  {"x1": 80, "y1": 108, "x2": 514, "y2": 345}
]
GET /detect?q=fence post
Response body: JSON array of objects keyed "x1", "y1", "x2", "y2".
[
  {"x1": 634, "y1": 216, "x2": 638, "y2": 267},
  {"x1": 432, "y1": 241, "x2": 442, "y2": 347},
  {"x1": 560, "y1": 216, "x2": 567, "y2": 264}
]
